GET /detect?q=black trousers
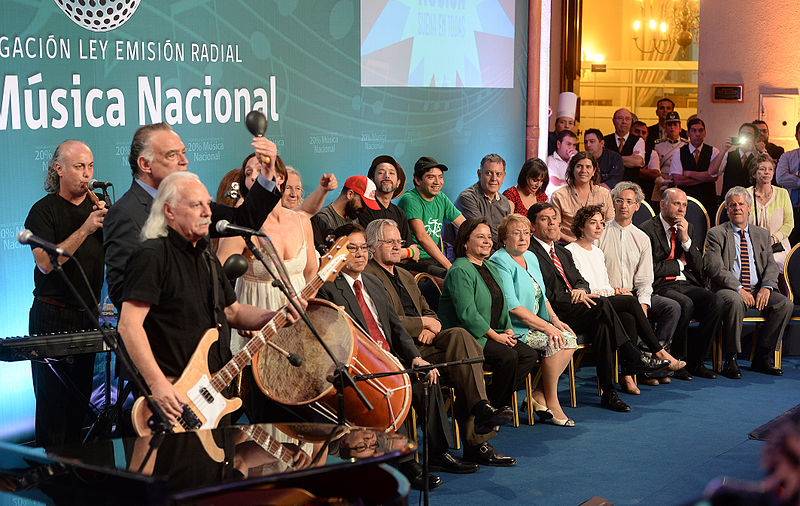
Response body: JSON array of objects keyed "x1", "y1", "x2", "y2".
[
  {"x1": 552, "y1": 297, "x2": 628, "y2": 390},
  {"x1": 482, "y1": 339, "x2": 538, "y2": 406},
  {"x1": 655, "y1": 281, "x2": 722, "y2": 363},
  {"x1": 607, "y1": 295, "x2": 663, "y2": 354},
  {"x1": 29, "y1": 299, "x2": 96, "y2": 447}
]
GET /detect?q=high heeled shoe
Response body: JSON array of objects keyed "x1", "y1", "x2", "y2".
[
  {"x1": 531, "y1": 399, "x2": 553, "y2": 421},
  {"x1": 667, "y1": 358, "x2": 687, "y2": 371},
  {"x1": 550, "y1": 417, "x2": 575, "y2": 427}
]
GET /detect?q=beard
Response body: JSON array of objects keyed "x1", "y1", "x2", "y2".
[
  {"x1": 377, "y1": 180, "x2": 396, "y2": 195},
  {"x1": 344, "y1": 198, "x2": 364, "y2": 219}
]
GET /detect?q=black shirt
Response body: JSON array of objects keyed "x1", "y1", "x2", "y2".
[
  {"x1": 25, "y1": 192, "x2": 104, "y2": 309},
  {"x1": 377, "y1": 264, "x2": 419, "y2": 317},
  {"x1": 358, "y1": 200, "x2": 413, "y2": 245},
  {"x1": 121, "y1": 229, "x2": 236, "y2": 378},
  {"x1": 475, "y1": 263, "x2": 503, "y2": 330}
]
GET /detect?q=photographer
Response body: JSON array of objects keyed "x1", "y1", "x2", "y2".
[{"x1": 712, "y1": 123, "x2": 758, "y2": 198}]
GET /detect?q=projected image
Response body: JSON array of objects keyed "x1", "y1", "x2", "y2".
[{"x1": 361, "y1": 0, "x2": 515, "y2": 88}]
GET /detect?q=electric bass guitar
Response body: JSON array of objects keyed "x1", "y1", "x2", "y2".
[{"x1": 130, "y1": 237, "x2": 350, "y2": 436}]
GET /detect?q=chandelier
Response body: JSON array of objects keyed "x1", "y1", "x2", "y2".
[{"x1": 632, "y1": 0, "x2": 700, "y2": 57}]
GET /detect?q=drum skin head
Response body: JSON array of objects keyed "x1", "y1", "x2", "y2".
[{"x1": 254, "y1": 300, "x2": 354, "y2": 404}]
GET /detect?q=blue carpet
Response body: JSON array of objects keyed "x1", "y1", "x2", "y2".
[{"x1": 425, "y1": 357, "x2": 800, "y2": 505}]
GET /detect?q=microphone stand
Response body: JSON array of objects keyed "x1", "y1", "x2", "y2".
[
  {"x1": 242, "y1": 236, "x2": 373, "y2": 425},
  {"x1": 44, "y1": 251, "x2": 173, "y2": 441},
  {"x1": 353, "y1": 356, "x2": 484, "y2": 506}
]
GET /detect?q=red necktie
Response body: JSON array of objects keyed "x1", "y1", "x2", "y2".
[
  {"x1": 550, "y1": 246, "x2": 572, "y2": 290},
  {"x1": 352, "y1": 279, "x2": 391, "y2": 352},
  {"x1": 665, "y1": 227, "x2": 678, "y2": 281},
  {"x1": 739, "y1": 230, "x2": 751, "y2": 289}
]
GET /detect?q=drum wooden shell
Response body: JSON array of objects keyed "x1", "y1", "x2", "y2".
[{"x1": 253, "y1": 299, "x2": 412, "y2": 432}]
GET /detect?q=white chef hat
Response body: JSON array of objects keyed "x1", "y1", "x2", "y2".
[{"x1": 556, "y1": 92, "x2": 578, "y2": 120}]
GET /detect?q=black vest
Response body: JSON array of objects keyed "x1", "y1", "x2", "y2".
[
  {"x1": 604, "y1": 133, "x2": 640, "y2": 156},
  {"x1": 677, "y1": 144, "x2": 717, "y2": 212},
  {"x1": 722, "y1": 150, "x2": 754, "y2": 197}
]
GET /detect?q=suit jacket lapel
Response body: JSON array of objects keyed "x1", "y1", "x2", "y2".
[
  {"x1": 651, "y1": 216, "x2": 670, "y2": 257},
  {"x1": 397, "y1": 269, "x2": 424, "y2": 316},
  {"x1": 334, "y1": 275, "x2": 367, "y2": 331}
]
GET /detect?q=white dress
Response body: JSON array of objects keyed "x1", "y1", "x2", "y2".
[
  {"x1": 564, "y1": 242, "x2": 614, "y2": 296},
  {"x1": 231, "y1": 217, "x2": 308, "y2": 355}
]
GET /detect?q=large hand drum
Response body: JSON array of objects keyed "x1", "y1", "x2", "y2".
[{"x1": 252, "y1": 299, "x2": 354, "y2": 405}]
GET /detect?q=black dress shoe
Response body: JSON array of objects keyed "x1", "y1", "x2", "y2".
[
  {"x1": 399, "y1": 461, "x2": 443, "y2": 490},
  {"x1": 721, "y1": 358, "x2": 742, "y2": 379},
  {"x1": 622, "y1": 356, "x2": 671, "y2": 373},
  {"x1": 462, "y1": 442, "x2": 516, "y2": 467},
  {"x1": 671, "y1": 367, "x2": 693, "y2": 381},
  {"x1": 600, "y1": 390, "x2": 631, "y2": 412},
  {"x1": 751, "y1": 360, "x2": 783, "y2": 376},
  {"x1": 428, "y1": 451, "x2": 479, "y2": 474},
  {"x1": 474, "y1": 403, "x2": 513, "y2": 434},
  {"x1": 688, "y1": 362, "x2": 718, "y2": 379}
]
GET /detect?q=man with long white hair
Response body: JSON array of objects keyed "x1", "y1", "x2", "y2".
[{"x1": 117, "y1": 171, "x2": 303, "y2": 425}]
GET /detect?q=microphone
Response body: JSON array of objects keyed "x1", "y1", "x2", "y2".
[
  {"x1": 222, "y1": 254, "x2": 248, "y2": 280},
  {"x1": 17, "y1": 229, "x2": 70, "y2": 257},
  {"x1": 215, "y1": 220, "x2": 266, "y2": 238},
  {"x1": 88, "y1": 179, "x2": 113, "y2": 190}
]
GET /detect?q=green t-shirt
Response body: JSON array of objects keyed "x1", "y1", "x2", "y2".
[{"x1": 397, "y1": 188, "x2": 462, "y2": 259}]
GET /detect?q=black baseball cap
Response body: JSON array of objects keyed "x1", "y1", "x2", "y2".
[{"x1": 413, "y1": 156, "x2": 449, "y2": 181}]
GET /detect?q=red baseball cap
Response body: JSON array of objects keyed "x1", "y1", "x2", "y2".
[{"x1": 344, "y1": 175, "x2": 380, "y2": 210}]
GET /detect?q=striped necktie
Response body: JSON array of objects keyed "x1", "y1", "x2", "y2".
[
  {"x1": 550, "y1": 246, "x2": 572, "y2": 290},
  {"x1": 353, "y1": 279, "x2": 391, "y2": 352},
  {"x1": 739, "y1": 230, "x2": 751, "y2": 289}
]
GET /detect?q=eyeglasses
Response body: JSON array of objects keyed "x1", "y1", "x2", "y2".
[
  {"x1": 346, "y1": 244, "x2": 369, "y2": 252},
  {"x1": 378, "y1": 239, "x2": 406, "y2": 247},
  {"x1": 508, "y1": 230, "x2": 531, "y2": 238},
  {"x1": 614, "y1": 198, "x2": 637, "y2": 206},
  {"x1": 349, "y1": 440, "x2": 379, "y2": 453}
]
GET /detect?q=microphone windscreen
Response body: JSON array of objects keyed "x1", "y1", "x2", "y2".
[
  {"x1": 223, "y1": 254, "x2": 249, "y2": 280},
  {"x1": 215, "y1": 220, "x2": 231, "y2": 234}
]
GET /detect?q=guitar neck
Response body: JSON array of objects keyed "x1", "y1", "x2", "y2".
[
  {"x1": 210, "y1": 276, "x2": 324, "y2": 391},
  {"x1": 244, "y1": 426, "x2": 295, "y2": 466}
]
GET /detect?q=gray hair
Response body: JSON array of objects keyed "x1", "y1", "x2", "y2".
[
  {"x1": 141, "y1": 171, "x2": 201, "y2": 240},
  {"x1": 480, "y1": 153, "x2": 506, "y2": 171},
  {"x1": 44, "y1": 140, "x2": 85, "y2": 193},
  {"x1": 365, "y1": 218, "x2": 399, "y2": 249},
  {"x1": 724, "y1": 186, "x2": 753, "y2": 207},
  {"x1": 611, "y1": 181, "x2": 645, "y2": 203},
  {"x1": 129, "y1": 122, "x2": 174, "y2": 178}
]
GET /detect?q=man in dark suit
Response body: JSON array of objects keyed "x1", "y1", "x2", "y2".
[
  {"x1": 363, "y1": 218, "x2": 515, "y2": 467},
  {"x1": 639, "y1": 188, "x2": 722, "y2": 380},
  {"x1": 316, "y1": 223, "x2": 481, "y2": 486},
  {"x1": 104, "y1": 122, "x2": 280, "y2": 308},
  {"x1": 526, "y1": 203, "x2": 669, "y2": 412},
  {"x1": 704, "y1": 187, "x2": 792, "y2": 378}
]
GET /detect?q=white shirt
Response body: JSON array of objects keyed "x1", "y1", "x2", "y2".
[
  {"x1": 546, "y1": 152, "x2": 569, "y2": 198},
  {"x1": 341, "y1": 272, "x2": 386, "y2": 340},
  {"x1": 615, "y1": 132, "x2": 646, "y2": 159},
  {"x1": 599, "y1": 220, "x2": 654, "y2": 306},
  {"x1": 658, "y1": 213, "x2": 692, "y2": 281},
  {"x1": 669, "y1": 142, "x2": 721, "y2": 176},
  {"x1": 564, "y1": 243, "x2": 614, "y2": 296}
]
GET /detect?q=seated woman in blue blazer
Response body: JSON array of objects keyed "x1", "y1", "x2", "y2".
[
  {"x1": 488, "y1": 214, "x2": 578, "y2": 426},
  {"x1": 438, "y1": 217, "x2": 538, "y2": 412}
]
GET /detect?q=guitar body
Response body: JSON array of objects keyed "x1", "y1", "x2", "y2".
[{"x1": 131, "y1": 328, "x2": 242, "y2": 437}]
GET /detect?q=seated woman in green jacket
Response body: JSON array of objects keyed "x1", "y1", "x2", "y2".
[
  {"x1": 488, "y1": 214, "x2": 578, "y2": 426},
  {"x1": 439, "y1": 217, "x2": 538, "y2": 409}
]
